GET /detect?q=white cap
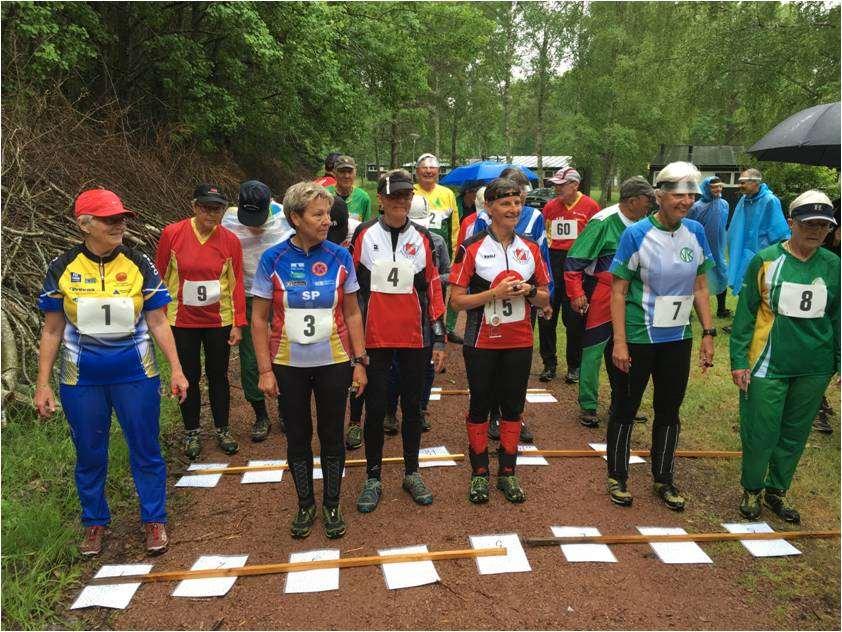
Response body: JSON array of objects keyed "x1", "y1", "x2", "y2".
[{"x1": 409, "y1": 194, "x2": 431, "y2": 227}]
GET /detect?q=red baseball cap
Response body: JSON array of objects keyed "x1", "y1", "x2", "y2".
[{"x1": 74, "y1": 189, "x2": 136, "y2": 218}]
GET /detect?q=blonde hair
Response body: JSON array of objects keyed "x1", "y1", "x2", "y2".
[{"x1": 282, "y1": 182, "x2": 334, "y2": 226}]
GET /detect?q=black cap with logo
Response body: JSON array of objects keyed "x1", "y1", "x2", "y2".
[{"x1": 237, "y1": 180, "x2": 272, "y2": 227}]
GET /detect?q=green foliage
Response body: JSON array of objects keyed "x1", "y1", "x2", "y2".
[{"x1": 748, "y1": 163, "x2": 840, "y2": 210}]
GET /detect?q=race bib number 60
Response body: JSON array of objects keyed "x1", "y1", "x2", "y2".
[
  {"x1": 652, "y1": 295, "x2": 693, "y2": 328},
  {"x1": 550, "y1": 219, "x2": 578, "y2": 240},
  {"x1": 371, "y1": 259, "x2": 414, "y2": 294},
  {"x1": 76, "y1": 297, "x2": 136, "y2": 335},
  {"x1": 778, "y1": 282, "x2": 827, "y2": 318}
]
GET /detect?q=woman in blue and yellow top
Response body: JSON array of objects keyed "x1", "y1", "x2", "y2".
[
  {"x1": 251, "y1": 182, "x2": 368, "y2": 540},
  {"x1": 34, "y1": 189, "x2": 188, "y2": 557}
]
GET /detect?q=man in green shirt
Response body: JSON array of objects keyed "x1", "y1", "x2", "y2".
[{"x1": 328, "y1": 155, "x2": 372, "y2": 223}]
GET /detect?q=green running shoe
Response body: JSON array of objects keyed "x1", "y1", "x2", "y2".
[
  {"x1": 356, "y1": 478, "x2": 382, "y2": 513},
  {"x1": 383, "y1": 412, "x2": 399, "y2": 435},
  {"x1": 496, "y1": 475, "x2": 526, "y2": 503},
  {"x1": 250, "y1": 415, "x2": 270, "y2": 442},
  {"x1": 322, "y1": 505, "x2": 346, "y2": 539},
  {"x1": 607, "y1": 477, "x2": 633, "y2": 506},
  {"x1": 468, "y1": 476, "x2": 489, "y2": 504},
  {"x1": 345, "y1": 423, "x2": 363, "y2": 450},
  {"x1": 402, "y1": 472, "x2": 433, "y2": 505},
  {"x1": 739, "y1": 489, "x2": 762, "y2": 520},
  {"x1": 290, "y1": 505, "x2": 317, "y2": 538},
  {"x1": 183, "y1": 429, "x2": 201, "y2": 460},
  {"x1": 215, "y1": 427, "x2": 239, "y2": 455},
  {"x1": 654, "y1": 482, "x2": 686, "y2": 512},
  {"x1": 764, "y1": 490, "x2": 800, "y2": 524}
]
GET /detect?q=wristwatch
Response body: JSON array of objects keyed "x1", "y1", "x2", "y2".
[
  {"x1": 526, "y1": 285, "x2": 538, "y2": 299},
  {"x1": 701, "y1": 328, "x2": 717, "y2": 338},
  {"x1": 351, "y1": 354, "x2": 370, "y2": 366}
]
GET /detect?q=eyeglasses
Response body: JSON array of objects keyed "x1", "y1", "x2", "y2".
[
  {"x1": 797, "y1": 220, "x2": 835, "y2": 231},
  {"x1": 93, "y1": 215, "x2": 129, "y2": 225},
  {"x1": 384, "y1": 191, "x2": 413, "y2": 200},
  {"x1": 196, "y1": 203, "x2": 226, "y2": 214}
]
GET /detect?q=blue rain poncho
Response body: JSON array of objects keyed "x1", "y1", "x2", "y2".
[
  {"x1": 688, "y1": 177, "x2": 729, "y2": 295},
  {"x1": 726, "y1": 182, "x2": 790, "y2": 295}
]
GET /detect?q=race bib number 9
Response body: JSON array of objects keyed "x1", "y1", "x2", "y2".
[
  {"x1": 285, "y1": 308, "x2": 334, "y2": 344},
  {"x1": 550, "y1": 219, "x2": 578, "y2": 240},
  {"x1": 182, "y1": 280, "x2": 221, "y2": 306},
  {"x1": 777, "y1": 282, "x2": 827, "y2": 319},
  {"x1": 484, "y1": 296, "x2": 525, "y2": 326},
  {"x1": 371, "y1": 259, "x2": 415, "y2": 294},
  {"x1": 652, "y1": 295, "x2": 693, "y2": 328},
  {"x1": 76, "y1": 297, "x2": 136, "y2": 335}
]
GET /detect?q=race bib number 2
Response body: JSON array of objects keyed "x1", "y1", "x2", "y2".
[
  {"x1": 778, "y1": 282, "x2": 827, "y2": 319},
  {"x1": 76, "y1": 297, "x2": 136, "y2": 335},
  {"x1": 652, "y1": 295, "x2": 693, "y2": 328},
  {"x1": 370, "y1": 259, "x2": 414, "y2": 294}
]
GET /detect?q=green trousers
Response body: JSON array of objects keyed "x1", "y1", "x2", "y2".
[
  {"x1": 739, "y1": 373, "x2": 831, "y2": 492},
  {"x1": 238, "y1": 297, "x2": 263, "y2": 403}
]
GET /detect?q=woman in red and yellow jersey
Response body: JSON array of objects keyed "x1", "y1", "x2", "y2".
[{"x1": 155, "y1": 183, "x2": 247, "y2": 459}]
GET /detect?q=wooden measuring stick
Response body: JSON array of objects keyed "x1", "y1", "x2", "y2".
[
  {"x1": 519, "y1": 449, "x2": 742, "y2": 459},
  {"x1": 187, "y1": 453, "x2": 466, "y2": 476},
  {"x1": 87, "y1": 547, "x2": 506, "y2": 586},
  {"x1": 523, "y1": 530, "x2": 840, "y2": 547}
]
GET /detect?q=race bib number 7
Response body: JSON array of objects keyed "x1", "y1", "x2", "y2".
[
  {"x1": 76, "y1": 297, "x2": 136, "y2": 335},
  {"x1": 550, "y1": 219, "x2": 578, "y2": 240},
  {"x1": 371, "y1": 259, "x2": 414, "y2": 294},
  {"x1": 652, "y1": 295, "x2": 693, "y2": 328},
  {"x1": 777, "y1": 282, "x2": 827, "y2": 318}
]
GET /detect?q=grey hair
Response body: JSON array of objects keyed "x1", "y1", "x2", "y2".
[
  {"x1": 282, "y1": 181, "x2": 334, "y2": 226},
  {"x1": 77, "y1": 214, "x2": 93, "y2": 231},
  {"x1": 740, "y1": 168, "x2": 762, "y2": 180},
  {"x1": 655, "y1": 161, "x2": 701, "y2": 196}
]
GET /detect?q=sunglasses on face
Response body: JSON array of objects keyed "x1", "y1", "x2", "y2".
[{"x1": 94, "y1": 215, "x2": 129, "y2": 225}]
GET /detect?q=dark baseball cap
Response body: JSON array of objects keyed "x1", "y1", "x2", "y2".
[
  {"x1": 193, "y1": 183, "x2": 228, "y2": 206},
  {"x1": 335, "y1": 155, "x2": 356, "y2": 171},
  {"x1": 237, "y1": 180, "x2": 272, "y2": 227},
  {"x1": 619, "y1": 176, "x2": 655, "y2": 201},
  {"x1": 377, "y1": 170, "x2": 414, "y2": 195}
]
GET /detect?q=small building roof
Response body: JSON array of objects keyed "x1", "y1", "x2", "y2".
[
  {"x1": 651, "y1": 145, "x2": 746, "y2": 168},
  {"x1": 482, "y1": 155, "x2": 572, "y2": 169}
]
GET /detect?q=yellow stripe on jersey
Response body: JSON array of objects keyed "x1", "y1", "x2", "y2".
[
  {"x1": 328, "y1": 306, "x2": 348, "y2": 363},
  {"x1": 219, "y1": 258, "x2": 234, "y2": 326},
  {"x1": 163, "y1": 251, "x2": 180, "y2": 326},
  {"x1": 748, "y1": 256, "x2": 783, "y2": 373}
]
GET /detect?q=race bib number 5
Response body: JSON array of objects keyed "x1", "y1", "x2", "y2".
[
  {"x1": 550, "y1": 219, "x2": 578, "y2": 240},
  {"x1": 484, "y1": 296, "x2": 525, "y2": 326},
  {"x1": 182, "y1": 280, "x2": 221, "y2": 306},
  {"x1": 285, "y1": 308, "x2": 334, "y2": 344},
  {"x1": 370, "y1": 259, "x2": 414, "y2": 294},
  {"x1": 76, "y1": 297, "x2": 136, "y2": 335},
  {"x1": 652, "y1": 295, "x2": 693, "y2": 328},
  {"x1": 778, "y1": 282, "x2": 827, "y2": 318}
]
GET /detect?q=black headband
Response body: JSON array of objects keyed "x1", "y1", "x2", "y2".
[{"x1": 486, "y1": 188, "x2": 521, "y2": 202}]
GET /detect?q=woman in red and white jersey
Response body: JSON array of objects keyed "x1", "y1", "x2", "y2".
[
  {"x1": 450, "y1": 178, "x2": 551, "y2": 504},
  {"x1": 155, "y1": 183, "x2": 246, "y2": 459}
]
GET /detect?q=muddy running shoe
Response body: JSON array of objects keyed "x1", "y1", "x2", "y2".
[
  {"x1": 634, "y1": 414, "x2": 648, "y2": 423},
  {"x1": 420, "y1": 410, "x2": 431, "y2": 432},
  {"x1": 144, "y1": 522, "x2": 169, "y2": 555},
  {"x1": 739, "y1": 489, "x2": 763, "y2": 520},
  {"x1": 290, "y1": 505, "x2": 317, "y2": 538},
  {"x1": 519, "y1": 421, "x2": 534, "y2": 443},
  {"x1": 813, "y1": 413, "x2": 833, "y2": 434},
  {"x1": 402, "y1": 472, "x2": 433, "y2": 505},
  {"x1": 721, "y1": 325, "x2": 732, "y2": 334},
  {"x1": 607, "y1": 477, "x2": 633, "y2": 506},
  {"x1": 488, "y1": 415, "x2": 500, "y2": 440},
  {"x1": 80, "y1": 525, "x2": 107, "y2": 557},
  {"x1": 183, "y1": 429, "x2": 201, "y2": 460},
  {"x1": 580, "y1": 408, "x2": 599, "y2": 428},
  {"x1": 215, "y1": 427, "x2": 239, "y2": 455},
  {"x1": 356, "y1": 478, "x2": 382, "y2": 513},
  {"x1": 539, "y1": 366, "x2": 556, "y2": 382},
  {"x1": 468, "y1": 475, "x2": 490, "y2": 504},
  {"x1": 496, "y1": 475, "x2": 526, "y2": 503},
  {"x1": 322, "y1": 506, "x2": 346, "y2": 539},
  {"x1": 764, "y1": 490, "x2": 800, "y2": 524},
  {"x1": 383, "y1": 412, "x2": 399, "y2": 435},
  {"x1": 654, "y1": 482, "x2": 686, "y2": 512},
  {"x1": 250, "y1": 415, "x2": 270, "y2": 442},
  {"x1": 564, "y1": 368, "x2": 580, "y2": 384},
  {"x1": 820, "y1": 396, "x2": 835, "y2": 417},
  {"x1": 345, "y1": 423, "x2": 363, "y2": 449}
]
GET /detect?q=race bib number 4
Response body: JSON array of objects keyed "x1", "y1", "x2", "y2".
[
  {"x1": 778, "y1": 282, "x2": 827, "y2": 319},
  {"x1": 550, "y1": 219, "x2": 578, "y2": 240},
  {"x1": 285, "y1": 308, "x2": 334, "y2": 344},
  {"x1": 182, "y1": 280, "x2": 221, "y2": 306},
  {"x1": 652, "y1": 295, "x2": 693, "y2": 328},
  {"x1": 76, "y1": 297, "x2": 136, "y2": 335},
  {"x1": 484, "y1": 296, "x2": 525, "y2": 326},
  {"x1": 370, "y1": 259, "x2": 415, "y2": 294}
]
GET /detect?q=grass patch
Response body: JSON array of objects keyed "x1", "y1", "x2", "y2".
[{"x1": 1, "y1": 352, "x2": 182, "y2": 630}]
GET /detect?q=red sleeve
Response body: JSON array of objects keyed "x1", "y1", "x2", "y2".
[
  {"x1": 155, "y1": 224, "x2": 173, "y2": 280},
  {"x1": 585, "y1": 197, "x2": 601, "y2": 220},
  {"x1": 531, "y1": 242, "x2": 551, "y2": 287},
  {"x1": 424, "y1": 233, "x2": 445, "y2": 320},
  {"x1": 457, "y1": 212, "x2": 475, "y2": 247},
  {"x1": 228, "y1": 232, "x2": 247, "y2": 327},
  {"x1": 563, "y1": 270, "x2": 585, "y2": 300},
  {"x1": 449, "y1": 242, "x2": 476, "y2": 288},
  {"x1": 542, "y1": 198, "x2": 561, "y2": 221}
]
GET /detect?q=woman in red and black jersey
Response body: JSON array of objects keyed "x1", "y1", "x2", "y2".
[{"x1": 450, "y1": 178, "x2": 551, "y2": 504}]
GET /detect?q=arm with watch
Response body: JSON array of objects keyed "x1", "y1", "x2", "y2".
[
  {"x1": 342, "y1": 291, "x2": 368, "y2": 396},
  {"x1": 250, "y1": 297, "x2": 280, "y2": 398},
  {"x1": 693, "y1": 273, "x2": 716, "y2": 374}
]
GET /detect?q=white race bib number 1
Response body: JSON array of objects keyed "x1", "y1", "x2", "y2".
[
  {"x1": 484, "y1": 296, "x2": 525, "y2": 326},
  {"x1": 182, "y1": 280, "x2": 221, "y2": 306},
  {"x1": 285, "y1": 308, "x2": 334, "y2": 344},
  {"x1": 550, "y1": 219, "x2": 578, "y2": 240},
  {"x1": 652, "y1": 295, "x2": 693, "y2": 327},
  {"x1": 778, "y1": 282, "x2": 827, "y2": 319},
  {"x1": 371, "y1": 259, "x2": 415, "y2": 294},
  {"x1": 76, "y1": 297, "x2": 136, "y2": 335}
]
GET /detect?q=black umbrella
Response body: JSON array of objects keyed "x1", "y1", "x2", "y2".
[{"x1": 747, "y1": 101, "x2": 840, "y2": 168}]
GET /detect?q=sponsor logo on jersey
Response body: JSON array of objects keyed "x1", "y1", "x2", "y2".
[
  {"x1": 116, "y1": 272, "x2": 128, "y2": 282},
  {"x1": 70, "y1": 272, "x2": 82, "y2": 283},
  {"x1": 372, "y1": 244, "x2": 379, "y2": 251},
  {"x1": 291, "y1": 271, "x2": 305, "y2": 280},
  {"x1": 292, "y1": 262, "x2": 304, "y2": 269},
  {"x1": 287, "y1": 280, "x2": 306, "y2": 287},
  {"x1": 312, "y1": 261, "x2": 328, "y2": 276},
  {"x1": 481, "y1": 253, "x2": 496, "y2": 259},
  {"x1": 85, "y1": 277, "x2": 97, "y2": 284},
  {"x1": 679, "y1": 247, "x2": 694, "y2": 263},
  {"x1": 513, "y1": 248, "x2": 528, "y2": 263},
  {"x1": 402, "y1": 242, "x2": 418, "y2": 257},
  {"x1": 113, "y1": 289, "x2": 120, "y2": 295}
]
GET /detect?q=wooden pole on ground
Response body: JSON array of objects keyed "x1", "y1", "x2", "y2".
[
  {"x1": 87, "y1": 547, "x2": 506, "y2": 585},
  {"x1": 187, "y1": 453, "x2": 466, "y2": 475},
  {"x1": 523, "y1": 530, "x2": 840, "y2": 547},
  {"x1": 524, "y1": 449, "x2": 742, "y2": 459}
]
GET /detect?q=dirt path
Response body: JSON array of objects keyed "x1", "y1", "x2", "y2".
[{"x1": 90, "y1": 342, "x2": 836, "y2": 630}]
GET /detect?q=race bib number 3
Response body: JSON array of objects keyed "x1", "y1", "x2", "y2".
[
  {"x1": 550, "y1": 219, "x2": 578, "y2": 240},
  {"x1": 371, "y1": 259, "x2": 415, "y2": 294},
  {"x1": 652, "y1": 295, "x2": 693, "y2": 328},
  {"x1": 484, "y1": 296, "x2": 525, "y2": 326},
  {"x1": 778, "y1": 282, "x2": 827, "y2": 319},
  {"x1": 76, "y1": 297, "x2": 136, "y2": 335},
  {"x1": 285, "y1": 308, "x2": 334, "y2": 344},
  {"x1": 182, "y1": 280, "x2": 221, "y2": 306}
]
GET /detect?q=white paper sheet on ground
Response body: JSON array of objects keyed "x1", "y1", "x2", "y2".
[
  {"x1": 241, "y1": 459, "x2": 286, "y2": 484},
  {"x1": 312, "y1": 457, "x2": 346, "y2": 480},
  {"x1": 470, "y1": 533, "x2": 531, "y2": 574},
  {"x1": 431, "y1": 387, "x2": 442, "y2": 392},
  {"x1": 525, "y1": 392, "x2": 558, "y2": 403},
  {"x1": 175, "y1": 463, "x2": 228, "y2": 488},
  {"x1": 589, "y1": 442, "x2": 646, "y2": 464},
  {"x1": 378, "y1": 544, "x2": 440, "y2": 589},
  {"x1": 172, "y1": 555, "x2": 248, "y2": 598},
  {"x1": 551, "y1": 526, "x2": 618, "y2": 563},
  {"x1": 637, "y1": 527, "x2": 713, "y2": 564},
  {"x1": 721, "y1": 522, "x2": 801, "y2": 557},
  {"x1": 284, "y1": 549, "x2": 341, "y2": 593},
  {"x1": 70, "y1": 564, "x2": 153, "y2": 609},
  {"x1": 428, "y1": 393, "x2": 441, "y2": 401},
  {"x1": 418, "y1": 445, "x2": 458, "y2": 468},
  {"x1": 516, "y1": 444, "x2": 549, "y2": 466}
]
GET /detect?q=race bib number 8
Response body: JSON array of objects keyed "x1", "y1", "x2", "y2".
[
  {"x1": 182, "y1": 280, "x2": 221, "y2": 306},
  {"x1": 652, "y1": 295, "x2": 693, "y2": 328},
  {"x1": 285, "y1": 308, "x2": 334, "y2": 344},
  {"x1": 371, "y1": 259, "x2": 415, "y2": 294},
  {"x1": 484, "y1": 296, "x2": 525, "y2": 326},
  {"x1": 550, "y1": 219, "x2": 578, "y2": 240},
  {"x1": 76, "y1": 297, "x2": 136, "y2": 335},
  {"x1": 778, "y1": 282, "x2": 827, "y2": 319}
]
